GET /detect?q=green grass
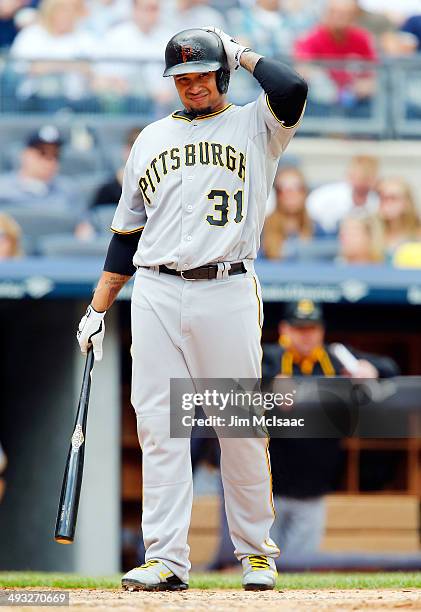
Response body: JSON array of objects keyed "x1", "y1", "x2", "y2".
[{"x1": 0, "y1": 572, "x2": 420, "y2": 590}]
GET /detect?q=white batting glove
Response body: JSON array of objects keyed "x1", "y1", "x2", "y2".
[
  {"x1": 203, "y1": 26, "x2": 251, "y2": 72},
  {"x1": 77, "y1": 305, "x2": 106, "y2": 361}
]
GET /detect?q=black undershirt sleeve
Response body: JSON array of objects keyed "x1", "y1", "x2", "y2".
[
  {"x1": 103, "y1": 232, "x2": 141, "y2": 276},
  {"x1": 253, "y1": 57, "x2": 308, "y2": 127}
]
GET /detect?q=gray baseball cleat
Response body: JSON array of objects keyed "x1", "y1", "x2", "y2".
[
  {"x1": 121, "y1": 559, "x2": 188, "y2": 592},
  {"x1": 242, "y1": 555, "x2": 277, "y2": 591}
]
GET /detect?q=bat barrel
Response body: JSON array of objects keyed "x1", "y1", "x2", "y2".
[{"x1": 54, "y1": 348, "x2": 94, "y2": 544}]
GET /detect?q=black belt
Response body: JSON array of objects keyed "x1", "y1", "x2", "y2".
[{"x1": 158, "y1": 262, "x2": 246, "y2": 280}]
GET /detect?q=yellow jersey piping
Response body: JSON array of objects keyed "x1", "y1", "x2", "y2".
[
  {"x1": 110, "y1": 226, "x2": 144, "y2": 235},
  {"x1": 265, "y1": 95, "x2": 307, "y2": 129},
  {"x1": 172, "y1": 103, "x2": 233, "y2": 122}
]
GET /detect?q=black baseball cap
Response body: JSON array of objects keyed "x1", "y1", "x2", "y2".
[
  {"x1": 26, "y1": 125, "x2": 63, "y2": 149},
  {"x1": 283, "y1": 300, "x2": 324, "y2": 327}
]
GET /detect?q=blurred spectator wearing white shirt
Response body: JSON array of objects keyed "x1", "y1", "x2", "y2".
[
  {"x1": 357, "y1": 0, "x2": 421, "y2": 25},
  {"x1": 228, "y1": 0, "x2": 294, "y2": 57},
  {"x1": 11, "y1": 0, "x2": 96, "y2": 60},
  {"x1": 306, "y1": 156, "x2": 380, "y2": 235},
  {"x1": 82, "y1": 0, "x2": 131, "y2": 35},
  {"x1": 10, "y1": 0, "x2": 96, "y2": 104},
  {"x1": 95, "y1": 0, "x2": 172, "y2": 105},
  {"x1": 166, "y1": 0, "x2": 226, "y2": 32},
  {"x1": 355, "y1": 1, "x2": 418, "y2": 55}
]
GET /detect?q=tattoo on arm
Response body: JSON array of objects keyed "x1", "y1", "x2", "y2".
[
  {"x1": 240, "y1": 50, "x2": 263, "y2": 74},
  {"x1": 92, "y1": 272, "x2": 131, "y2": 311}
]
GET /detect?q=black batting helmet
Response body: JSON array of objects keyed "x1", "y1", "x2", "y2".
[{"x1": 163, "y1": 28, "x2": 230, "y2": 94}]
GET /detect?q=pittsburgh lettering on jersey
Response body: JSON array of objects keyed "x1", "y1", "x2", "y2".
[{"x1": 138, "y1": 142, "x2": 246, "y2": 204}]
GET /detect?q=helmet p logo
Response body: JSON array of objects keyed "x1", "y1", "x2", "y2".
[{"x1": 181, "y1": 45, "x2": 193, "y2": 63}]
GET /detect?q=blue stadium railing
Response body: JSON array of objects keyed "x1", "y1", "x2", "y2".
[{"x1": 0, "y1": 56, "x2": 421, "y2": 138}]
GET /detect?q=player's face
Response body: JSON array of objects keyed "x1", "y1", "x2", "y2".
[
  {"x1": 280, "y1": 322, "x2": 325, "y2": 357},
  {"x1": 174, "y1": 71, "x2": 225, "y2": 115}
]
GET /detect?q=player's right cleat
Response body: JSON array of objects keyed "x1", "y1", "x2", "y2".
[
  {"x1": 121, "y1": 559, "x2": 188, "y2": 592},
  {"x1": 242, "y1": 555, "x2": 277, "y2": 591}
]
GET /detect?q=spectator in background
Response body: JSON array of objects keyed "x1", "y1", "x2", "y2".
[
  {"x1": 393, "y1": 242, "x2": 421, "y2": 268},
  {"x1": 75, "y1": 127, "x2": 141, "y2": 240},
  {"x1": 376, "y1": 177, "x2": 421, "y2": 260},
  {"x1": 11, "y1": 0, "x2": 95, "y2": 59},
  {"x1": 0, "y1": 125, "x2": 75, "y2": 211},
  {"x1": 0, "y1": 213, "x2": 23, "y2": 259},
  {"x1": 82, "y1": 0, "x2": 131, "y2": 35},
  {"x1": 280, "y1": 0, "x2": 325, "y2": 43},
  {"x1": 357, "y1": 0, "x2": 421, "y2": 26},
  {"x1": 356, "y1": 2, "x2": 418, "y2": 56},
  {"x1": 0, "y1": 0, "x2": 38, "y2": 48},
  {"x1": 262, "y1": 167, "x2": 325, "y2": 260},
  {"x1": 168, "y1": 0, "x2": 225, "y2": 32},
  {"x1": 10, "y1": 0, "x2": 96, "y2": 106},
  {"x1": 401, "y1": 14, "x2": 421, "y2": 52},
  {"x1": 306, "y1": 156, "x2": 379, "y2": 234},
  {"x1": 263, "y1": 299, "x2": 399, "y2": 556},
  {"x1": 228, "y1": 0, "x2": 294, "y2": 58},
  {"x1": 338, "y1": 214, "x2": 384, "y2": 263},
  {"x1": 94, "y1": 0, "x2": 172, "y2": 106},
  {"x1": 294, "y1": 0, "x2": 378, "y2": 114}
]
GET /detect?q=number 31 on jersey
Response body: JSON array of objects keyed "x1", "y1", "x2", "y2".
[{"x1": 206, "y1": 189, "x2": 244, "y2": 227}]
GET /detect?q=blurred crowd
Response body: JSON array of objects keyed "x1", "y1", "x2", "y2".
[
  {"x1": 0, "y1": 0, "x2": 421, "y2": 113},
  {"x1": 0, "y1": 122, "x2": 420, "y2": 268},
  {"x1": 262, "y1": 156, "x2": 421, "y2": 266},
  {"x1": 0, "y1": 0, "x2": 421, "y2": 267},
  {"x1": 2, "y1": 0, "x2": 421, "y2": 58}
]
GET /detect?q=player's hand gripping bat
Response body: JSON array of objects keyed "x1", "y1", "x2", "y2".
[{"x1": 54, "y1": 347, "x2": 95, "y2": 543}]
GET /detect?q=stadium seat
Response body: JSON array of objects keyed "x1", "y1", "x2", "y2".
[
  {"x1": 59, "y1": 147, "x2": 106, "y2": 176},
  {"x1": 0, "y1": 207, "x2": 78, "y2": 239},
  {"x1": 76, "y1": 174, "x2": 109, "y2": 209},
  {"x1": 89, "y1": 204, "x2": 117, "y2": 234},
  {"x1": 38, "y1": 233, "x2": 110, "y2": 257},
  {"x1": 283, "y1": 238, "x2": 339, "y2": 261}
]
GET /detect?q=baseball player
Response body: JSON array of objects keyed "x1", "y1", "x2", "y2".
[{"x1": 77, "y1": 27, "x2": 307, "y2": 591}]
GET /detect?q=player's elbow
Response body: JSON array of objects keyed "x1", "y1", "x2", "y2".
[{"x1": 286, "y1": 73, "x2": 308, "y2": 108}]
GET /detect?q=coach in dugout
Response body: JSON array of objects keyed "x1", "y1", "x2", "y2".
[{"x1": 263, "y1": 299, "x2": 399, "y2": 555}]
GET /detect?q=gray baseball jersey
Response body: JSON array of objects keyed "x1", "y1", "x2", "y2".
[
  {"x1": 118, "y1": 92, "x2": 304, "y2": 583},
  {"x1": 111, "y1": 93, "x2": 301, "y2": 268}
]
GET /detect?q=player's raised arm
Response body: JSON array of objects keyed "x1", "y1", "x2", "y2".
[
  {"x1": 204, "y1": 27, "x2": 308, "y2": 154},
  {"x1": 240, "y1": 52, "x2": 308, "y2": 130},
  {"x1": 77, "y1": 138, "x2": 146, "y2": 361}
]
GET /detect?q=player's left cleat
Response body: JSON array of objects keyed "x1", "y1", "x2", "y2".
[
  {"x1": 242, "y1": 554, "x2": 277, "y2": 591},
  {"x1": 121, "y1": 559, "x2": 188, "y2": 592}
]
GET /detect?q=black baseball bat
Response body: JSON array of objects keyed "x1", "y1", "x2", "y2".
[{"x1": 54, "y1": 347, "x2": 95, "y2": 544}]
